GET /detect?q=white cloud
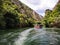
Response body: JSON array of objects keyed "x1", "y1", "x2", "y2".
[
  {"x1": 20, "y1": 0, "x2": 58, "y2": 16},
  {"x1": 20, "y1": 0, "x2": 41, "y2": 10},
  {"x1": 27, "y1": 0, "x2": 41, "y2": 5}
]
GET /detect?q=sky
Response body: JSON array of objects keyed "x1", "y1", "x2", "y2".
[{"x1": 20, "y1": 0, "x2": 58, "y2": 16}]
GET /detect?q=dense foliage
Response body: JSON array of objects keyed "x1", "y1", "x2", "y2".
[
  {"x1": 41, "y1": 1, "x2": 60, "y2": 28},
  {"x1": 0, "y1": 0, "x2": 37, "y2": 29}
]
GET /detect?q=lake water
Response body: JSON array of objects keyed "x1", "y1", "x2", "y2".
[{"x1": 0, "y1": 28, "x2": 60, "y2": 45}]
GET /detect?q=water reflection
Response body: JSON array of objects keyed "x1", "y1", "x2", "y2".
[
  {"x1": 0, "y1": 28, "x2": 60, "y2": 45},
  {"x1": 0, "y1": 31, "x2": 20, "y2": 45},
  {"x1": 24, "y1": 28, "x2": 60, "y2": 45}
]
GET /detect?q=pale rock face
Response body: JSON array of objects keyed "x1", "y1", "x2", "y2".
[
  {"x1": 11, "y1": 0, "x2": 43, "y2": 21},
  {"x1": 58, "y1": 0, "x2": 60, "y2": 3}
]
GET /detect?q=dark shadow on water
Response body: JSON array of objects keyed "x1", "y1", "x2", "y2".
[{"x1": 0, "y1": 28, "x2": 29, "y2": 45}]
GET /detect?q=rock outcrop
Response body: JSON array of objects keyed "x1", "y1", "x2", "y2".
[{"x1": 11, "y1": 0, "x2": 43, "y2": 21}]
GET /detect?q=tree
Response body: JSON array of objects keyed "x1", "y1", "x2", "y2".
[{"x1": 41, "y1": 1, "x2": 60, "y2": 28}]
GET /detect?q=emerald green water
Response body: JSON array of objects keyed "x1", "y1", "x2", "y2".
[{"x1": 0, "y1": 28, "x2": 60, "y2": 45}]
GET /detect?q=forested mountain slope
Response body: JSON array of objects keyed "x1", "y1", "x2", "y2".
[
  {"x1": 12, "y1": 0, "x2": 42, "y2": 21},
  {"x1": 0, "y1": 0, "x2": 42, "y2": 29},
  {"x1": 42, "y1": 0, "x2": 60, "y2": 28}
]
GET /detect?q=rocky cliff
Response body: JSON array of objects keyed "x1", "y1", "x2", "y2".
[
  {"x1": 11, "y1": 0, "x2": 42, "y2": 21},
  {"x1": 0, "y1": 0, "x2": 43, "y2": 29}
]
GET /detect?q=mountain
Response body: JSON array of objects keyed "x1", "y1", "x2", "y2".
[
  {"x1": 11, "y1": 0, "x2": 42, "y2": 21},
  {"x1": 51, "y1": 0, "x2": 60, "y2": 27},
  {"x1": 42, "y1": 0, "x2": 60, "y2": 28},
  {"x1": 0, "y1": 0, "x2": 42, "y2": 29}
]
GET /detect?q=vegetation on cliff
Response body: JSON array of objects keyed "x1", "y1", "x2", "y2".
[
  {"x1": 0, "y1": 0, "x2": 41, "y2": 29},
  {"x1": 41, "y1": 0, "x2": 60, "y2": 28},
  {"x1": 0, "y1": 0, "x2": 60, "y2": 29}
]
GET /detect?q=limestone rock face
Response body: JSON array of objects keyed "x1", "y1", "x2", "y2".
[{"x1": 11, "y1": 0, "x2": 43, "y2": 21}]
